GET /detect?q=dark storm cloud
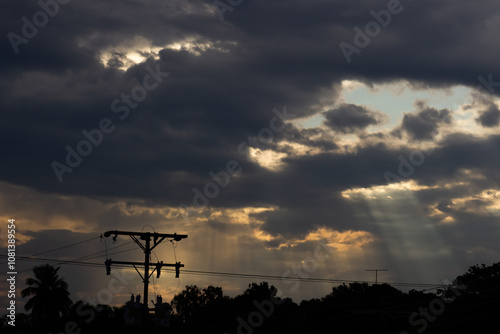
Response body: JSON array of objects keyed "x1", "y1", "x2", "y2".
[
  {"x1": 323, "y1": 103, "x2": 384, "y2": 133},
  {"x1": 410, "y1": 133, "x2": 500, "y2": 187},
  {"x1": 251, "y1": 125, "x2": 339, "y2": 154},
  {"x1": 437, "y1": 199, "x2": 453, "y2": 213},
  {"x1": 400, "y1": 103, "x2": 453, "y2": 141},
  {"x1": 2, "y1": 0, "x2": 500, "y2": 244},
  {"x1": 476, "y1": 102, "x2": 500, "y2": 127},
  {"x1": 236, "y1": 129, "x2": 500, "y2": 238}
]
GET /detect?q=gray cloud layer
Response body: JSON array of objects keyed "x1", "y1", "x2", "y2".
[{"x1": 2, "y1": 0, "x2": 500, "y2": 304}]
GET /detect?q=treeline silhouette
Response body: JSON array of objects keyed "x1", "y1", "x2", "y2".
[{"x1": 3, "y1": 262, "x2": 500, "y2": 333}]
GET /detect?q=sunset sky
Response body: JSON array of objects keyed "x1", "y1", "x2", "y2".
[{"x1": 2, "y1": 0, "x2": 500, "y2": 311}]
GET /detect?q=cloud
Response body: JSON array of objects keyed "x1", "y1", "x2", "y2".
[
  {"x1": 476, "y1": 102, "x2": 500, "y2": 127},
  {"x1": 323, "y1": 103, "x2": 384, "y2": 133},
  {"x1": 4, "y1": 0, "x2": 500, "y2": 306},
  {"x1": 400, "y1": 102, "x2": 453, "y2": 141}
]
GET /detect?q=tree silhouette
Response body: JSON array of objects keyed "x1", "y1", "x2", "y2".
[
  {"x1": 21, "y1": 264, "x2": 73, "y2": 330},
  {"x1": 171, "y1": 285, "x2": 228, "y2": 324},
  {"x1": 171, "y1": 285, "x2": 204, "y2": 323},
  {"x1": 453, "y1": 262, "x2": 500, "y2": 295}
]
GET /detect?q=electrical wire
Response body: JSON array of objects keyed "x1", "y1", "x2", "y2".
[
  {"x1": 77, "y1": 240, "x2": 135, "y2": 261},
  {"x1": 0, "y1": 254, "x2": 444, "y2": 289},
  {"x1": 31, "y1": 236, "x2": 100, "y2": 257},
  {"x1": 4, "y1": 242, "x2": 499, "y2": 334},
  {"x1": 170, "y1": 238, "x2": 178, "y2": 263},
  {"x1": 164, "y1": 276, "x2": 181, "y2": 296},
  {"x1": 167, "y1": 239, "x2": 180, "y2": 295},
  {"x1": 101, "y1": 233, "x2": 109, "y2": 259},
  {"x1": 151, "y1": 250, "x2": 159, "y2": 297},
  {"x1": 0, "y1": 235, "x2": 100, "y2": 265},
  {"x1": 0, "y1": 243, "x2": 139, "y2": 276},
  {"x1": 164, "y1": 268, "x2": 443, "y2": 289},
  {"x1": 141, "y1": 224, "x2": 156, "y2": 233},
  {"x1": 6, "y1": 254, "x2": 500, "y2": 333}
]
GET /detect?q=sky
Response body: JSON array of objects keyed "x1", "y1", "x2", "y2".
[{"x1": 2, "y1": 0, "x2": 500, "y2": 312}]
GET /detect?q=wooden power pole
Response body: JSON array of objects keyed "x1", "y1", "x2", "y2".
[
  {"x1": 365, "y1": 269, "x2": 388, "y2": 284},
  {"x1": 103, "y1": 230, "x2": 188, "y2": 309}
]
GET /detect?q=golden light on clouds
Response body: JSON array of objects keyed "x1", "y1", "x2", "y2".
[
  {"x1": 208, "y1": 207, "x2": 276, "y2": 225},
  {"x1": 248, "y1": 147, "x2": 287, "y2": 171},
  {"x1": 257, "y1": 226, "x2": 375, "y2": 251},
  {"x1": 114, "y1": 201, "x2": 162, "y2": 217},
  {"x1": 277, "y1": 141, "x2": 324, "y2": 157},
  {"x1": 98, "y1": 36, "x2": 163, "y2": 71},
  {"x1": 442, "y1": 189, "x2": 500, "y2": 214},
  {"x1": 441, "y1": 216, "x2": 456, "y2": 224},
  {"x1": 341, "y1": 79, "x2": 365, "y2": 91},
  {"x1": 304, "y1": 227, "x2": 375, "y2": 252},
  {"x1": 253, "y1": 229, "x2": 274, "y2": 242},
  {"x1": 427, "y1": 206, "x2": 455, "y2": 225},
  {"x1": 164, "y1": 39, "x2": 236, "y2": 56},
  {"x1": 0, "y1": 216, "x2": 32, "y2": 247},
  {"x1": 167, "y1": 203, "x2": 375, "y2": 254},
  {"x1": 49, "y1": 215, "x2": 92, "y2": 232},
  {"x1": 98, "y1": 36, "x2": 237, "y2": 71},
  {"x1": 341, "y1": 180, "x2": 436, "y2": 200}
]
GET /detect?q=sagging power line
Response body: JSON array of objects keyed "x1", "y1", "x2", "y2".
[{"x1": 0, "y1": 254, "x2": 441, "y2": 289}]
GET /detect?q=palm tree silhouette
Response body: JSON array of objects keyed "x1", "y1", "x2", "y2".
[{"x1": 21, "y1": 264, "x2": 73, "y2": 329}]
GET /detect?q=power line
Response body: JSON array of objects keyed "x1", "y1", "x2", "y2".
[
  {"x1": 0, "y1": 239, "x2": 139, "y2": 276},
  {"x1": 75, "y1": 240, "x2": 136, "y2": 261},
  {"x1": 173, "y1": 268, "x2": 441, "y2": 288},
  {"x1": 0, "y1": 236, "x2": 100, "y2": 265},
  {"x1": 0, "y1": 254, "x2": 443, "y2": 289},
  {"x1": 31, "y1": 236, "x2": 100, "y2": 257}
]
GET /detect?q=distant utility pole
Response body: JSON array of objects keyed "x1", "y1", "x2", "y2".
[
  {"x1": 365, "y1": 269, "x2": 388, "y2": 284},
  {"x1": 103, "y1": 230, "x2": 188, "y2": 309}
]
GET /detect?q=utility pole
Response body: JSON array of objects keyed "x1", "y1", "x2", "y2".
[
  {"x1": 103, "y1": 230, "x2": 187, "y2": 309},
  {"x1": 365, "y1": 269, "x2": 388, "y2": 284}
]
